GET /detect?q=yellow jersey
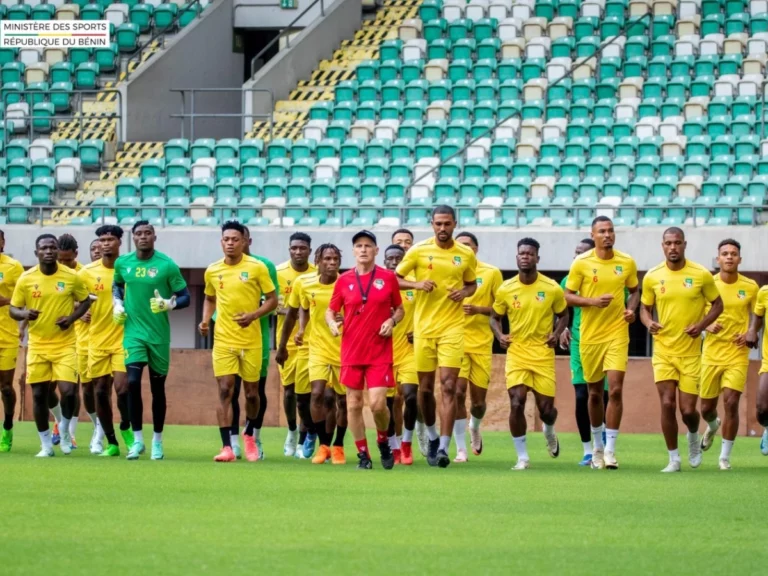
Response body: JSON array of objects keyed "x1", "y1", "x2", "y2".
[
  {"x1": 204, "y1": 255, "x2": 275, "y2": 350},
  {"x1": 493, "y1": 273, "x2": 566, "y2": 366},
  {"x1": 565, "y1": 248, "x2": 638, "y2": 345},
  {"x1": 73, "y1": 261, "x2": 89, "y2": 354},
  {"x1": 299, "y1": 274, "x2": 340, "y2": 365},
  {"x1": 11, "y1": 264, "x2": 90, "y2": 351},
  {"x1": 393, "y1": 276, "x2": 416, "y2": 365},
  {"x1": 641, "y1": 260, "x2": 720, "y2": 358},
  {"x1": 78, "y1": 260, "x2": 123, "y2": 352},
  {"x1": 755, "y1": 286, "x2": 768, "y2": 365},
  {"x1": 395, "y1": 237, "x2": 477, "y2": 339},
  {"x1": 701, "y1": 273, "x2": 758, "y2": 366},
  {"x1": 463, "y1": 261, "x2": 503, "y2": 354},
  {"x1": 276, "y1": 260, "x2": 316, "y2": 352},
  {"x1": 0, "y1": 254, "x2": 24, "y2": 349}
]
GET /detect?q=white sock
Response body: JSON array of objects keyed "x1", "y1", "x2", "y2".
[
  {"x1": 69, "y1": 416, "x2": 78, "y2": 437},
  {"x1": 395, "y1": 436, "x2": 401, "y2": 449},
  {"x1": 469, "y1": 415, "x2": 482, "y2": 431},
  {"x1": 453, "y1": 418, "x2": 467, "y2": 451},
  {"x1": 720, "y1": 439, "x2": 734, "y2": 460},
  {"x1": 438, "y1": 435, "x2": 451, "y2": 452},
  {"x1": 39, "y1": 429, "x2": 52, "y2": 450},
  {"x1": 60, "y1": 417, "x2": 70, "y2": 437},
  {"x1": 591, "y1": 425, "x2": 604, "y2": 450},
  {"x1": 513, "y1": 435, "x2": 529, "y2": 461},
  {"x1": 605, "y1": 428, "x2": 618, "y2": 453},
  {"x1": 231, "y1": 432, "x2": 240, "y2": 446},
  {"x1": 87, "y1": 412, "x2": 98, "y2": 427},
  {"x1": 403, "y1": 428, "x2": 414, "y2": 443},
  {"x1": 388, "y1": 434, "x2": 398, "y2": 449},
  {"x1": 669, "y1": 448, "x2": 680, "y2": 462},
  {"x1": 543, "y1": 422, "x2": 556, "y2": 438},
  {"x1": 254, "y1": 428, "x2": 261, "y2": 441},
  {"x1": 153, "y1": 432, "x2": 162, "y2": 443},
  {"x1": 133, "y1": 430, "x2": 144, "y2": 444},
  {"x1": 707, "y1": 417, "x2": 719, "y2": 432},
  {"x1": 687, "y1": 431, "x2": 698, "y2": 445},
  {"x1": 95, "y1": 419, "x2": 105, "y2": 442},
  {"x1": 426, "y1": 424, "x2": 439, "y2": 442},
  {"x1": 582, "y1": 441, "x2": 592, "y2": 456},
  {"x1": 415, "y1": 420, "x2": 424, "y2": 434},
  {"x1": 50, "y1": 403, "x2": 62, "y2": 425}
]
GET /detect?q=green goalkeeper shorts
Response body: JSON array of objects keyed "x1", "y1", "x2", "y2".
[{"x1": 124, "y1": 338, "x2": 170, "y2": 376}]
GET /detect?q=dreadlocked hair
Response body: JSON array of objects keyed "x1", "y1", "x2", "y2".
[{"x1": 314, "y1": 243, "x2": 341, "y2": 265}]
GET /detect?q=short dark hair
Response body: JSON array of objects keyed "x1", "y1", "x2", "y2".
[
  {"x1": 391, "y1": 228, "x2": 413, "y2": 241},
  {"x1": 456, "y1": 231, "x2": 478, "y2": 247},
  {"x1": 95, "y1": 224, "x2": 123, "y2": 240},
  {"x1": 90, "y1": 239, "x2": 100, "y2": 247},
  {"x1": 591, "y1": 215, "x2": 612, "y2": 228},
  {"x1": 57, "y1": 234, "x2": 78, "y2": 252},
  {"x1": 663, "y1": 226, "x2": 685, "y2": 239},
  {"x1": 431, "y1": 204, "x2": 456, "y2": 220},
  {"x1": 315, "y1": 243, "x2": 341, "y2": 265},
  {"x1": 579, "y1": 238, "x2": 595, "y2": 248},
  {"x1": 0, "y1": 229, "x2": 5, "y2": 239},
  {"x1": 385, "y1": 244, "x2": 405, "y2": 254},
  {"x1": 517, "y1": 237, "x2": 540, "y2": 253},
  {"x1": 290, "y1": 232, "x2": 312, "y2": 246},
  {"x1": 718, "y1": 238, "x2": 741, "y2": 252},
  {"x1": 35, "y1": 233, "x2": 57, "y2": 248},
  {"x1": 221, "y1": 220, "x2": 247, "y2": 236},
  {"x1": 132, "y1": 220, "x2": 153, "y2": 233},
  {"x1": 243, "y1": 225, "x2": 250, "y2": 238}
]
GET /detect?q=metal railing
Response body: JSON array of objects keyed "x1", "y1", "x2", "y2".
[
  {"x1": 247, "y1": 0, "x2": 326, "y2": 78},
  {"x1": 122, "y1": 0, "x2": 206, "y2": 82},
  {"x1": 2, "y1": 89, "x2": 123, "y2": 146},
  {"x1": 169, "y1": 88, "x2": 274, "y2": 140},
  {"x1": 12, "y1": 204, "x2": 768, "y2": 229}
]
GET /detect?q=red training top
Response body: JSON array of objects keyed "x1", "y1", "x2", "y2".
[{"x1": 328, "y1": 265, "x2": 402, "y2": 366}]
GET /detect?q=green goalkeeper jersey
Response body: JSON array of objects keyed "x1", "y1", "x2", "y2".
[{"x1": 114, "y1": 250, "x2": 187, "y2": 345}]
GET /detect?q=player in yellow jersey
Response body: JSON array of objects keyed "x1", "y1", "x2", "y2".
[
  {"x1": 747, "y1": 280, "x2": 768, "y2": 456},
  {"x1": 79, "y1": 226, "x2": 135, "y2": 457},
  {"x1": 452, "y1": 232, "x2": 502, "y2": 463},
  {"x1": 384, "y1": 244, "x2": 418, "y2": 465},
  {"x1": 396, "y1": 205, "x2": 477, "y2": 468},
  {"x1": 698, "y1": 239, "x2": 758, "y2": 470},
  {"x1": 275, "y1": 232, "x2": 315, "y2": 458},
  {"x1": 640, "y1": 228, "x2": 723, "y2": 473},
  {"x1": 491, "y1": 238, "x2": 568, "y2": 470},
  {"x1": 0, "y1": 230, "x2": 25, "y2": 452},
  {"x1": 277, "y1": 244, "x2": 347, "y2": 465},
  {"x1": 200, "y1": 221, "x2": 277, "y2": 463},
  {"x1": 10, "y1": 234, "x2": 93, "y2": 457},
  {"x1": 564, "y1": 216, "x2": 640, "y2": 470}
]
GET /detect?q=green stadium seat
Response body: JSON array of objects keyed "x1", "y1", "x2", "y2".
[
  {"x1": 30, "y1": 177, "x2": 53, "y2": 205},
  {"x1": 179, "y1": 3, "x2": 202, "y2": 27},
  {"x1": 31, "y1": 158, "x2": 54, "y2": 180},
  {"x1": 216, "y1": 158, "x2": 241, "y2": 181},
  {"x1": 165, "y1": 176, "x2": 190, "y2": 199},
  {"x1": 190, "y1": 177, "x2": 214, "y2": 200},
  {"x1": 7, "y1": 159, "x2": 29, "y2": 181},
  {"x1": 116, "y1": 23, "x2": 140, "y2": 52},
  {"x1": 7, "y1": 177, "x2": 30, "y2": 201},
  {"x1": 8, "y1": 196, "x2": 31, "y2": 224}
]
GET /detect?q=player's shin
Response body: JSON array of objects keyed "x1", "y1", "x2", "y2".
[{"x1": 149, "y1": 372, "x2": 167, "y2": 441}]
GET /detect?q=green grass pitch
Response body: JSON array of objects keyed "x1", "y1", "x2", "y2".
[{"x1": 1, "y1": 423, "x2": 767, "y2": 574}]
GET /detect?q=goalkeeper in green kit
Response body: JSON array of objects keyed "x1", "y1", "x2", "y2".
[{"x1": 112, "y1": 221, "x2": 190, "y2": 460}]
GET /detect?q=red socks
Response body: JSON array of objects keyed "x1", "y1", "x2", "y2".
[
  {"x1": 355, "y1": 439, "x2": 369, "y2": 455},
  {"x1": 376, "y1": 429, "x2": 388, "y2": 444}
]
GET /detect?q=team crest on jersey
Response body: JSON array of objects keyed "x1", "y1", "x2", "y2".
[
  {"x1": 660, "y1": 279, "x2": 666, "y2": 294},
  {"x1": 536, "y1": 291, "x2": 546, "y2": 302},
  {"x1": 684, "y1": 278, "x2": 693, "y2": 289},
  {"x1": 239, "y1": 272, "x2": 249, "y2": 282},
  {"x1": 374, "y1": 279, "x2": 385, "y2": 290},
  {"x1": 148, "y1": 267, "x2": 158, "y2": 278},
  {"x1": 405, "y1": 290, "x2": 414, "y2": 301},
  {"x1": 0, "y1": 272, "x2": 4, "y2": 282},
  {"x1": 614, "y1": 265, "x2": 623, "y2": 276},
  {"x1": 55, "y1": 281, "x2": 65, "y2": 292},
  {"x1": 348, "y1": 284, "x2": 354, "y2": 291},
  {"x1": 738, "y1": 290, "x2": 747, "y2": 299},
  {"x1": 453, "y1": 256, "x2": 462, "y2": 266},
  {"x1": 476, "y1": 278, "x2": 483, "y2": 285}
]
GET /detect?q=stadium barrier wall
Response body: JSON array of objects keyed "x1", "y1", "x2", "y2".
[
  {"x1": 123, "y1": 0, "x2": 244, "y2": 141},
  {"x1": 18, "y1": 353, "x2": 761, "y2": 437}
]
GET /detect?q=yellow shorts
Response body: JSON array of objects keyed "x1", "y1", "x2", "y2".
[
  {"x1": 212, "y1": 346, "x2": 262, "y2": 381},
  {"x1": 652, "y1": 353, "x2": 700, "y2": 395},
  {"x1": 505, "y1": 360, "x2": 556, "y2": 397},
  {"x1": 393, "y1": 354, "x2": 418, "y2": 386},
  {"x1": 27, "y1": 348, "x2": 77, "y2": 385},
  {"x1": 459, "y1": 352, "x2": 492, "y2": 389},
  {"x1": 279, "y1": 348, "x2": 311, "y2": 395},
  {"x1": 0, "y1": 346, "x2": 18, "y2": 371},
  {"x1": 700, "y1": 363, "x2": 747, "y2": 399},
  {"x1": 76, "y1": 353, "x2": 91, "y2": 384},
  {"x1": 580, "y1": 339, "x2": 628, "y2": 383},
  {"x1": 308, "y1": 357, "x2": 345, "y2": 395},
  {"x1": 88, "y1": 348, "x2": 126, "y2": 379},
  {"x1": 760, "y1": 360, "x2": 768, "y2": 375},
  {"x1": 414, "y1": 332, "x2": 464, "y2": 373}
]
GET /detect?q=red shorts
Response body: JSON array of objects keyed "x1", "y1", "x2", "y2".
[{"x1": 340, "y1": 364, "x2": 395, "y2": 391}]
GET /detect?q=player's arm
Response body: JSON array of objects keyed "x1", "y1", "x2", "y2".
[
  {"x1": 639, "y1": 274, "x2": 662, "y2": 334},
  {"x1": 564, "y1": 288, "x2": 613, "y2": 309},
  {"x1": 234, "y1": 290, "x2": 277, "y2": 329},
  {"x1": 10, "y1": 279, "x2": 39, "y2": 321},
  {"x1": 56, "y1": 297, "x2": 93, "y2": 330},
  {"x1": 199, "y1": 295, "x2": 215, "y2": 337},
  {"x1": 747, "y1": 312, "x2": 763, "y2": 349},
  {"x1": 685, "y1": 296, "x2": 723, "y2": 338},
  {"x1": 276, "y1": 304, "x2": 302, "y2": 366},
  {"x1": 489, "y1": 309, "x2": 510, "y2": 350},
  {"x1": 265, "y1": 260, "x2": 279, "y2": 317}
]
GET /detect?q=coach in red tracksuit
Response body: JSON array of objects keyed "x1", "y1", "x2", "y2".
[{"x1": 327, "y1": 230, "x2": 404, "y2": 470}]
